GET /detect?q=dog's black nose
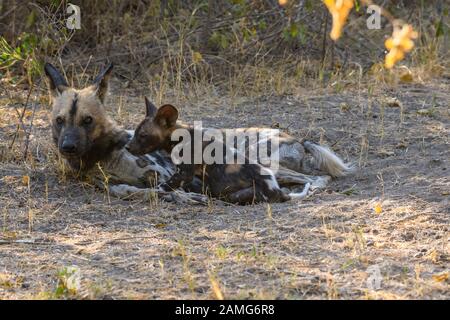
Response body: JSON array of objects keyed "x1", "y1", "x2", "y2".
[{"x1": 61, "y1": 141, "x2": 77, "y2": 153}]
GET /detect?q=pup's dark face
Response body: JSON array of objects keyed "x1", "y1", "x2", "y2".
[
  {"x1": 126, "y1": 117, "x2": 165, "y2": 155},
  {"x1": 126, "y1": 98, "x2": 178, "y2": 156}
]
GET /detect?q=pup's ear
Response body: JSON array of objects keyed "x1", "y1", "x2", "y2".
[
  {"x1": 155, "y1": 104, "x2": 178, "y2": 128},
  {"x1": 44, "y1": 63, "x2": 69, "y2": 97},
  {"x1": 92, "y1": 62, "x2": 113, "y2": 103},
  {"x1": 144, "y1": 96, "x2": 158, "y2": 118}
]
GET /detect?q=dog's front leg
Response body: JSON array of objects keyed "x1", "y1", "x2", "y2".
[{"x1": 109, "y1": 183, "x2": 208, "y2": 205}]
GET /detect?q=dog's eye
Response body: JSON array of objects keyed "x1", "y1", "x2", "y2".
[
  {"x1": 83, "y1": 116, "x2": 93, "y2": 125},
  {"x1": 56, "y1": 117, "x2": 64, "y2": 125},
  {"x1": 139, "y1": 132, "x2": 148, "y2": 139}
]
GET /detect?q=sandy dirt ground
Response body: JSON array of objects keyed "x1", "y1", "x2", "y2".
[{"x1": 0, "y1": 78, "x2": 448, "y2": 299}]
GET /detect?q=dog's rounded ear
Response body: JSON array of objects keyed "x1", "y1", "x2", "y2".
[
  {"x1": 44, "y1": 63, "x2": 68, "y2": 97},
  {"x1": 144, "y1": 96, "x2": 158, "y2": 118},
  {"x1": 92, "y1": 62, "x2": 113, "y2": 103},
  {"x1": 155, "y1": 104, "x2": 178, "y2": 128}
]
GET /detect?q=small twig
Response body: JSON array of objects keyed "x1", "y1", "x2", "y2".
[
  {"x1": 321, "y1": 9, "x2": 329, "y2": 68},
  {"x1": 0, "y1": 4, "x2": 18, "y2": 20},
  {"x1": 23, "y1": 78, "x2": 42, "y2": 159},
  {"x1": 7, "y1": 88, "x2": 31, "y2": 151},
  {"x1": 106, "y1": 236, "x2": 159, "y2": 244},
  {"x1": 0, "y1": 239, "x2": 52, "y2": 245}
]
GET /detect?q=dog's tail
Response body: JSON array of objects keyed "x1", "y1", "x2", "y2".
[
  {"x1": 303, "y1": 141, "x2": 354, "y2": 178},
  {"x1": 288, "y1": 182, "x2": 311, "y2": 200}
]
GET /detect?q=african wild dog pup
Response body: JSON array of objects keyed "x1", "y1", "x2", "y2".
[{"x1": 126, "y1": 98, "x2": 310, "y2": 204}]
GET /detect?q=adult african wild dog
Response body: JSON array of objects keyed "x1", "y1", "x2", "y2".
[
  {"x1": 127, "y1": 98, "x2": 353, "y2": 202},
  {"x1": 44, "y1": 62, "x2": 207, "y2": 204},
  {"x1": 127, "y1": 101, "x2": 311, "y2": 204}
]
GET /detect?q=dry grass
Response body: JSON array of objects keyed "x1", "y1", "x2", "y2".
[{"x1": 0, "y1": 70, "x2": 448, "y2": 299}]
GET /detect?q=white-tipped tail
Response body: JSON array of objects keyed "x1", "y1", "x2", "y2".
[
  {"x1": 288, "y1": 182, "x2": 310, "y2": 200},
  {"x1": 303, "y1": 141, "x2": 354, "y2": 177}
]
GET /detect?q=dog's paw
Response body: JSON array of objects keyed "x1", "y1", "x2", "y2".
[
  {"x1": 109, "y1": 184, "x2": 140, "y2": 197},
  {"x1": 168, "y1": 191, "x2": 208, "y2": 206},
  {"x1": 310, "y1": 175, "x2": 331, "y2": 190}
]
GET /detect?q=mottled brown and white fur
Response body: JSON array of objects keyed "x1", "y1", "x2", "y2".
[{"x1": 44, "y1": 62, "x2": 352, "y2": 205}]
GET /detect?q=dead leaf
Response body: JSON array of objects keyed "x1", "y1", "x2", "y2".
[
  {"x1": 432, "y1": 272, "x2": 448, "y2": 283},
  {"x1": 385, "y1": 97, "x2": 402, "y2": 108},
  {"x1": 377, "y1": 149, "x2": 395, "y2": 158},
  {"x1": 426, "y1": 249, "x2": 440, "y2": 263},
  {"x1": 374, "y1": 203, "x2": 382, "y2": 215},
  {"x1": 192, "y1": 51, "x2": 203, "y2": 64},
  {"x1": 396, "y1": 141, "x2": 408, "y2": 149},
  {"x1": 0, "y1": 273, "x2": 14, "y2": 288},
  {"x1": 22, "y1": 175, "x2": 30, "y2": 186},
  {"x1": 340, "y1": 102, "x2": 351, "y2": 112},
  {"x1": 399, "y1": 72, "x2": 413, "y2": 83},
  {"x1": 417, "y1": 109, "x2": 432, "y2": 116}
]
